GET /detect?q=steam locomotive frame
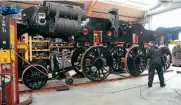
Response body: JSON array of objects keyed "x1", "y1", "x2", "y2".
[{"x1": 16, "y1": 1, "x2": 172, "y2": 89}]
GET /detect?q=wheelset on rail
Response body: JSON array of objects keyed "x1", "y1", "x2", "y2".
[
  {"x1": 21, "y1": 44, "x2": 172, "y2": 89},
  {"x1": 71, "y1": 45, "x2": 172, "y2": 82},
  {"x1": 110, "y1": 46, "x2": 127, "y2": 72},
  {"x1": 80, "y1": 46, "x2": 113, "y2": 81},
  {"x1": 71, "y1": 45, "x2": 127, "y2": 80},
  {"x1": 22, "y1": 64, "x2": 49, "y2": 90}
]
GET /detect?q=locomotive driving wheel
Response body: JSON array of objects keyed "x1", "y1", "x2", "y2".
[
  {"x1": 125, "y1": 45, "x2": 147, "y2": 76},
  {"x1": 81, "y1": 46, "x2": 113, "y2": 81},
  {"x1": 22, "y1": 64, "x2": 48, "y2": 89},
  {"x1": 110, "y1": 46, "x2": 127, "y2": 72}
]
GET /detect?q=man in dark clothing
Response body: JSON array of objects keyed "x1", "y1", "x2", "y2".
[{"x1": 146, "y1": 41, "x2": 166, "y2": 88}]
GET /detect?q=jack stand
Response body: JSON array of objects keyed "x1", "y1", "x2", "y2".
[
  {"x1": 56, "y1": 49, "x2": 70, "y2": 91},
  {"x1": 63, "y1": 49, "x2": 74, "y2": 85},
  {"x1": 0, "y1": 15, "x2": 32, "y2": 105}
]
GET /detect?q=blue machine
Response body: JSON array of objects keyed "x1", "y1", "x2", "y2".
[{"x1": 0, "y1": 4, "x2": 20, "y2": 16}]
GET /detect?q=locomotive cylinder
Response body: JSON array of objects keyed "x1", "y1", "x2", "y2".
[{"x1": 47, "y1": 3, "x2": 87, "y2": 21}]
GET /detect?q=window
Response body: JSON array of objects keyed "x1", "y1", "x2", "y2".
[
  {"x1": 151, "y1": 8, "x2": 181, "y2": 30},
  {"x1": 144, "y1": 23, "x2": 149, "y2": 30},
  {"x1": 179, "y1": 32, "x2": 181, "y2": 40}
]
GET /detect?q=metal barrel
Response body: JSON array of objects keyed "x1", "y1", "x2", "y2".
[
  {"x1": 54, "y1": 18, "x2": 81, "y2": 36},
  {"x1": 47, "y1": 3, "x2": 87, "y2": 21}
]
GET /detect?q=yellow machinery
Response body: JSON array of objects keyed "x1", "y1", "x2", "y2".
[
  {"x1": 29, "y1": 36, "x2": 49, "y2": 61},
  {"x1": 16, "y1": 33, "x2": 75, "y2": 79},
  {"x1": 17, "y1": 34, "x2": 74, "y2": 61},
  {"x1": 169, "y1": 40, "x2": 181, "y2": 47},
  {"x1": 17, "y1": 33, "x2": 29, "y2": 60}
]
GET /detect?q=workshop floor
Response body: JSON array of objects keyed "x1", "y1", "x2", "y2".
[{"x1": 28, "y1": 66, "x2": 181, "y2": 105}]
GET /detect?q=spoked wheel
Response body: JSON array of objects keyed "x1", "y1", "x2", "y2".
[
  {"x1": 81, "y1": 46, "x2": 113, "y2": 81},
  {"x1": 110, "y1": 46, "x2": 127, "y2": 72},
  {"x1": 22, "y1": 64, "x2": 48, "y2": 89},
  {"x1": 71, "y1": 47, "x2": 86, "y2": 73},
  {"x1": 160, "y1": 46, "x2": 172, "y2": 71},
  {"x1": 125, "y1": 45, "x2": 147, "y2": 76}
]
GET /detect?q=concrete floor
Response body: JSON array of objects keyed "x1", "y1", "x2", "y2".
[{"x1": 29, "y1": 66, "x2": 181, "y2": 105}]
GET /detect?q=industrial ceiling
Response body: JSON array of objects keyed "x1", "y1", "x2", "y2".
[{"x1": 0, "y1": 0, "x2": 175, "y2": 22}]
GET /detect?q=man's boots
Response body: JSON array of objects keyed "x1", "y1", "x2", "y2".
[
  {"x1": 148, "y1": 81, "x2": 152, "y2": 88},
  {"x1": 160, "y1": 82, "x2": 166, "y2": 87}
]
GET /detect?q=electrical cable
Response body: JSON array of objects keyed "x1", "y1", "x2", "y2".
[
  {"x1": 0, "y1": 62, "x2": 14, "y2": 87},
  {"x1": 4, "y1": 74, "x2": 13, "y2": 87},
  {"x1": 0, "y1": 74, "x2": 13, "y2": 87},
  {"x1": 16, "y1": 53, "x2": 49, "y2": 76},
  {"x1": 57, "y1": 73, "x2": 181, "y2": 103},
  {"x1": 173, "y1": 88, "x2": 181, "y2": 97}
]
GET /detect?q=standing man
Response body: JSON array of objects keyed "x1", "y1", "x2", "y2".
[{"x1": 146, "y1": 41, "x2": 166, "y2": 88}]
